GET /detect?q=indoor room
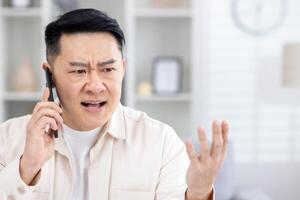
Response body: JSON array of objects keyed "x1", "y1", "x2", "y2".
[{"x1": 0, "y1": 0, "x2": 298, "y2": 199}]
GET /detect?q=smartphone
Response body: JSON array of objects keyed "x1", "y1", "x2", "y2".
[{"x1": 45, "y1": 68, "x2": 58, "y2": 138}]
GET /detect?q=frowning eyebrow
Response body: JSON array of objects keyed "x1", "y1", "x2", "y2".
[
  {"x1": 99, "y1": 59, "x2": 116, "y2": 66},
  {"x1": 69, "y1": 58, "x2": 116, "y2": 68}
]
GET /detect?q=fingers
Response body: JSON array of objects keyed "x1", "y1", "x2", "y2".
[
  {"x1": 197, "y1": 127, "x2": 209, "y2": 160},
  {"x1": 185, "y1": 127, "x2": 210, "y2": 164},
  {"x1": 211, "y1": 120, "x2": 223, "y2": 159},
  {"x1": 32, "y1": 108, "x2": 63, "y2": 126},
  {"x1": 185, "y1": 139, "x2": 198, "y2": 164},
  {"x1": 28, "y1": 88, "x2": 63, "y2": 139},
  {"x1": 221, "y1": 120, "x2": 229, "y2": 160},
  {"x1": 33, "y1": 101, "x2": 62, "y2": 115},
  {"x1": 33, "y1": 88, "x2": 62, "y2": 115},
  {"x1": 188, "y1": 120, "x2": 230, "y2": 165},
  {"x1": 27, "y1": 115, "x2": 58, "y2": 138},
  {"x1": 42, "y1": 87, "x2": 50, "y2": 102},
  {"x1": 38, "y1": 116, "x2": 58, "y2": 132}
]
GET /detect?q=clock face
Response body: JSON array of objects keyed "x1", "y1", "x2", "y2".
[{"x1": 231, "y1": 0, "x2": 286, "y2": 36}]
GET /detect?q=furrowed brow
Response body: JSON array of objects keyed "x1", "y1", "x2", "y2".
[
  {"x1": 69, "y1": 62, "x2": 88, "y2": 68},
  {"x1": 98, "y1": 59, "x2": 116, "y2": 67}
]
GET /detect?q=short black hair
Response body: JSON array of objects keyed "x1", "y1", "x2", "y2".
[{"x1": 45, "y1": 8, "x2": 125, "y2": 64}]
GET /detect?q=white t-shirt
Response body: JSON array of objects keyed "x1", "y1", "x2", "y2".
[{"x1": 62, "y1": 124, "x2": 102, "y2": 200}]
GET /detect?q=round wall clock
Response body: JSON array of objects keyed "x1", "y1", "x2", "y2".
[{"x1": 231, "y1": 0, "x2": 287, "y2": 36}]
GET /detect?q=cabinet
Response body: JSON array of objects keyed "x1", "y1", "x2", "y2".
[{"x1": 125, "y1": 0, "x2": 195, "y2": 137}]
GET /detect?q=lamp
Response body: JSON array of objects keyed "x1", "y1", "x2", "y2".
[{"x1": 282, "y1": 43, "x2": 300, "y2": 87}]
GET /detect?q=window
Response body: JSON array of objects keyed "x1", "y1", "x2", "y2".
[{"x1": 209, "y1": 0, "x2": 300, "y2": 162}]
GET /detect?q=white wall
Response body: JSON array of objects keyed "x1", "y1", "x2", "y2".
[{"x1": 207, "y1": 0, "x2": 300, "y2": 199}]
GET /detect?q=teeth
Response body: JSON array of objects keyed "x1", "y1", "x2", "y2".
[
  {"x1": 81, "y1": 100, "x2": 106, "y2": 107},
  {"x1": 83, "y1": 101, "x2": 101, "y2": 104}
]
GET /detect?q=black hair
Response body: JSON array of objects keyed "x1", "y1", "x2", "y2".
[{"x1": 45, "y1": 8, "x2": 125, "y2": 64}]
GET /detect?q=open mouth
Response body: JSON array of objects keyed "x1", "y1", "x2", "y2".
[{"x1": 81, "y1": 100, "x2": 107, "y2": 109}]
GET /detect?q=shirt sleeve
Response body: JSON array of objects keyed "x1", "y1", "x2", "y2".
[
  {"x1": 0, "y1": 122, "x2": 40, "y2": 199},
  {"x1": 155, "y1": 126, "x2": 216, "y2": 200},
  {"x1": 185, "y1": 187, "x2": 216, "y2": 200},
  {"x1": 155, "y1": 125, "x2": 189, "y2": 200}
]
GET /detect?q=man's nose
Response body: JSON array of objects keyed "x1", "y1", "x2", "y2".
[{"x1": 85, "y1": 71, "x2": 106, "y2": 93}]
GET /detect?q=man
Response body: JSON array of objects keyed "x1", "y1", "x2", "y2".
[{"x1": 0, "y1": 9, "x2": 229, "y2": 200}]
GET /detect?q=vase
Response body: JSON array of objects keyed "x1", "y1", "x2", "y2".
[{"x1": 12, "y1": 56, "x2": 37, "y2": 92}]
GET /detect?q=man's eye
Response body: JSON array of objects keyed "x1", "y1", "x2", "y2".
[
  {"x1": 75, "y1": 69, "x2": 86, "y2": 74},
  {"x1": 103, "y1": 68, "x2": 115, "y2": 73}
]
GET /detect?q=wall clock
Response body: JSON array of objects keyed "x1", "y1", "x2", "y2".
[{"x1": 231, "y1": 0, "x2": 287, "y2": 36}]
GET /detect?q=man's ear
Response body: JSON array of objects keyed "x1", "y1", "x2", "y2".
[
  {"x1": 42, "y1": 62, "x2": 55, "y2": 87},
  {"x1": 42, "y1": 62, "x2": 51, "y2": 71}
]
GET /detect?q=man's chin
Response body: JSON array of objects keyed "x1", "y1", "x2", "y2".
[{"x1": 82, "y1": 112, "x2": 109, "y2": 129}]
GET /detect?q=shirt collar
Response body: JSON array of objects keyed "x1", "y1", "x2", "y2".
[
  {"x1": 54, "y1": 129, "x2": 69, "y2": 158},
  {"x1": 106, "y1": 103, "x2": 126, "y2": 140},
  {"x1": 54, "y1": 102, "x2": 126, "y2": 157}
]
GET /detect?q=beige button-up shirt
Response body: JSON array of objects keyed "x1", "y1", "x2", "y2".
[{"x1": 0, "y1": 104, "x2": 189, "y2": 200}]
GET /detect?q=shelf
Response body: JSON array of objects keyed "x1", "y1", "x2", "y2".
[
  {"x1": 135, "y1": 8, "x2": 191, "y2": 18},
  {"x1": 135, "y1": 93, "x2": 191, "y2": 102},
  {"x1": 1, "y1": 7, "x2": 42, "y2": 17},
  {"x1": 2, "y1": 92, "x2": 41, "y2": 101}
]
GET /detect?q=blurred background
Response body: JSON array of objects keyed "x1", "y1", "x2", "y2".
[{"x1": 0, "y1": 0, "x2": 299, "y2": 199}]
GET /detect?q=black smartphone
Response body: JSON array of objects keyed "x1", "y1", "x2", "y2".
[{"x1": 45, "y1": 68, "x2": 58, "y2": 138}]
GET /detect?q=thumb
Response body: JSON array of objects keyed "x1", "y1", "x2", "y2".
[{"x1": 42, "y1": 87, "x2": 50, "y2": 102}]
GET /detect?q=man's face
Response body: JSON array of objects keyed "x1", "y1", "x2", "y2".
[{"x1": 46, "y1": 32, "x2": 125, "y2": 131}]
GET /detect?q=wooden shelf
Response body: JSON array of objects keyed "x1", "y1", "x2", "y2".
[
  {"x1": 1, "y1": 7, "x2": 42, "y2": 17},
  {"x1": 135, "y1": 93, "x2": 191, "y2": 102},
  {"x1": 135, "y1": 8, "x2": 191, "y2": 18},
  {"x1": 2, "y1": 92, "x2": 41, "y2": 101}
]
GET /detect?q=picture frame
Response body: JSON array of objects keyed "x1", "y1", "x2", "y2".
[{"x1": 152, "y1": 56, "x2": 182, "y2": 95}]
